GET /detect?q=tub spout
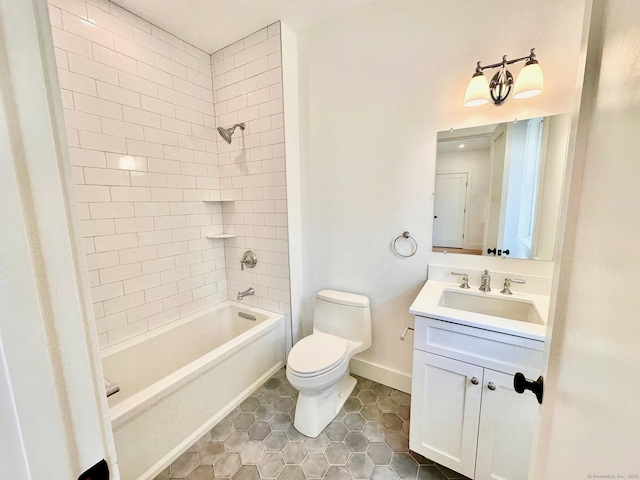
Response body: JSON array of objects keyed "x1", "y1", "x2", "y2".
[{"x1": 237, "y1": 287, "x2": 254, "y2": 300}]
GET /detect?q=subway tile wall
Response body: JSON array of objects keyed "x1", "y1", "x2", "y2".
[
  {"x1": 210, "y1": 24, "x2": 293, "y2": 350},
  {"x1": 48, "y1": 0, "x2": 230, "y2": 348}
]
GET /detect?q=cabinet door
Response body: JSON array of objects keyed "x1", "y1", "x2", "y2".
[
  {"x1": 410, "y1": 351, "x2": 484, "y2": 479},
  {"x1": 475, "y1": 369, "x2": 540, "y2": 480}
]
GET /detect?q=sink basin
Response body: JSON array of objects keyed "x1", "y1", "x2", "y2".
[{"x1": 438, "y1": 290, "x2": 543, "y2": 325}]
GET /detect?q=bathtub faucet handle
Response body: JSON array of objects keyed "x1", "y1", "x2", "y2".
[
  {"x1": 240, "y1": 250, "x2": 257, "y2": 271},
  {"x1": 237, "y1": 287, "x2": 255, "y2": 301}
]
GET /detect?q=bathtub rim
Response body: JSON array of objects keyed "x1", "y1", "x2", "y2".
[{"x1": 103, "y1": 301, "x2": 284, "y2": 429}]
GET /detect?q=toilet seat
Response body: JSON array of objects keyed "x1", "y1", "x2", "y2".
[{"x1": 287, "y1": 333, "x2": 347, "y2": 377}]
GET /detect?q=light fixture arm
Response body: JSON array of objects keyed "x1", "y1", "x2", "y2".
[{"x1": 475, "y1": 48, "x2": 537, "y2": 72}]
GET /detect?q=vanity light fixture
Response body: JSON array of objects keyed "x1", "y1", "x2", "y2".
[{"x1": 463, "y1": 48, "x2": 543, "y2": 107}]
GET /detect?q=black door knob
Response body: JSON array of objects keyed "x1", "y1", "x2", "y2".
[
  {"x1": 487, "y1": 248, "x2": 496, "y2": 255},
  {"x1": 514, "y1": 372, "x2": 544, "y2": 404}
]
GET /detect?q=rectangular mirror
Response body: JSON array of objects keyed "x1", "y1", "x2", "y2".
[{"x1": 432, "y1": 114, "x2": 570, "y2": 260}]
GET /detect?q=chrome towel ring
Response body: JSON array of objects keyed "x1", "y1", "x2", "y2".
[{"x1": 393, "y1": 231, "x2": 418, "y2": 258}]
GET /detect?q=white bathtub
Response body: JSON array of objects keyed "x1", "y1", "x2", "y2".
[{"x1": 101, "y1": 301, "x2": 285, "y2": 480}]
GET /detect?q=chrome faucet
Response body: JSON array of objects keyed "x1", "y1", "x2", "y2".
[
  {"x1": 500, "y1": 278, "x2": 526, "y2": 295},
  {"x1": 479, "y1": 269, "x2": 491, "y2": 292},
  {"x1": 237, "y1": 287, "x2": 254, "y2": 301}
]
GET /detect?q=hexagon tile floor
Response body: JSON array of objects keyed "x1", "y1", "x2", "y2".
[{"x1": 154, "y1": 368, "x2": 470, "y2": 480}]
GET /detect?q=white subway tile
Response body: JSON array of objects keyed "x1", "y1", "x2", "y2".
[
  {"x1": 130, "y1": 170, "x2": 168, "y2": 187},
  {"x1": 157, "y1": 85, "x2": 189, "y2": 107},
  {"x1": 106, "y1": 153, "x2": 148, "y2": 171},
  {"x1": 188, "y1": 97, "x2": 214, "y2": 115},
  {"x1": 123, "y1": 273, "x2": 161, "y2": 294},
  {"x1": 91, "y1": 282, "x2": 124, "y2": 303},
  {"x1": 114, "y1": 216, "x2": 155, "y2": 233},
  {"x1": 145, "y1": 282, "x2": 178, "y2": 302},
  {"x1": 106, "y1": 318, "x2": 147, "y2": 344},
  {"x1": 172, "y1": 227, "x2": 200, "y2": 242},
  {"x1": 68, "y1": 52, "x2": 118, "y2": 85},
  {"x1": 160, "y1": 266, "x2": 191, "y2": 284},
  {"x1": 75, "y1": 184, "x2": 111, "y2": 202},
  {"x1": 51, "y1": 27, "x2": 92, "y2": 58},
  {"x1": 54, "y1": 47, "x2": 68, "y2": 70},
  {"x1": 86, "y1": 251, "x2": 119, "y2": 270},
  {"x1": 101, "y1": 115, "x2": 145, "y2": 140},
  {"x1": 64, "y1": 110, "x2": 102, "y2": 134},
  {"x1": 118, "y1": 71, "x2": 158, "y2": 97},
  {"x1": 160, "y1": 116, "x2": 191, "y2": 135},
  {"x1": 134, "y1": 202, "x2": 170, "y2": 217},
  {"x1": 92, "y1": 44, "x2": 137, "y2": 74},
  {"x1": 89, "y1": 202, "x2": 134, "y2": 219},
  {"x1": 244, "y1": 28, "x2": 268, "y2": 48},
  {"x1": 223, "y1": 39, "x2": 244, "y2": 58},
  {"x1": 84, "y1": 167, "x2": 130, "y2": 186},
  {"x1": 118, "y1": 245, "x2": 157, "y2": 265},
  {"x1": 172, "y1": 76, "x2": 203, "y2": 99},
  {"x1": 150, "y1": 187, "x2": 183, "y2": 202},
  {"x1": 114, "y1": 36, "x2": 155, "y2": 66},
  {"x1": 147, "y1": 308, "x2": 179, "y2": 330},
  {"x1": 178, "y1": 135, "x2": 205, "y2": 152},
  {"x1": 69, "y1": 148, "x2": 106, "y2": 168},
  {"x1": 141, "y1": 95, "x2": 175, "y2": 117},
  {"x1": 164, "y1": 146, "x2": 194, "y2": 162},
  {"x1": 133, "y1": 27, "x2": 170, "y2": 57},
  {"x1": 94, "y1": 232, "x2": 138, "y2": 252},
  {"x1": 110, "y1": 186, "x2": 151, "y2": 202},
  {"x1": 137, "y1": 62, "x2": 173, "y2": 88},
  {"x1": 154, "y1": 54, "x2": 187, "y2": 79},
  {"x1": 123, "y1": 105, "x2": 161, "y2": 128},
  {"x1": 87, "y1": 4, "x2": 133, "y2": 41},
  {"x1": 157, "y1": 241, "x2": 188, "y2": 258},
  {"x1": 138, "y1": 229, "x2": 173, "y2": 246},
  {"x1": 99, "y1": 263, "x2": 142, "y2": 284},
  {"x1": 126, "y1": 139, "x2": 164, "y2": 158},
  {"x1": 74, "y1": 92, "x2": 122, "y2": 120},
  {"x1": 57, "y1": 68, "x2": 97, "y2": 96},
  {"x1": 49, "y1": 0, "x2": 86, "y2": 19},
  {"x1": 267, "y1": 22, "x2": 280, "y2": 37},
  {"x1": 163, "y1": 291, "x2": 192, "y2": 310},
  {"x1": 79, "y1": 131, "x2": 127, "y2": 153},
  {"x1": 61, "y1": 11, "x2": 114, "y2": 49},
  {"x1": 148, "y1": 157, "x2": 181, "y2": 175},
  {"x1": 143, "y1": 126, "x2": 178, "y2": 146},
  {"x1": 151, "y1": 25, "x2": 184, "y2": 50},
  {"x1": 96, "y1": 312, "x2": 128, "y2": 335},
  {"x1": 170, "y1": 46, "x2": 200, "y2": 70},
  {"x1": 126, "y1": 300, "x2": 163, "y2": 323},
  {"x1": 154, "y1": 215, "x2": 186, "y2": 230},
  {"x1": 81, "y1": 218, "x2": 115, "y2": 237}
]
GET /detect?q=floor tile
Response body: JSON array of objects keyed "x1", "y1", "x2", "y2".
[{"x1": 159, "y1": 369, "x2": 471, "y2": 480}]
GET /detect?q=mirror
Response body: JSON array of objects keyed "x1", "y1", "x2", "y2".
[{"x1": 432, "y1": 114, "x2": 570, "y2": 260}]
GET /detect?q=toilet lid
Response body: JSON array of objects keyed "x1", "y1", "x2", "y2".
[{"x1": 287, "y1": 333, "x2": 348, "y2": 376}]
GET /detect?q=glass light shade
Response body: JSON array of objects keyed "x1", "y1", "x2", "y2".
[
  {"x1": 464, "y1": 73, "x2": 490, "y2": 107},
  {"x1": 513, "y1": 61, "x2": 544, "y2": 99}
]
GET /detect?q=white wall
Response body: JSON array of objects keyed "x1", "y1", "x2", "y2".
[
  {"x1": 436, "y1": 148, "x2": 491, "y2": 250},
  {"x1": 297, "y1": 0, "x2": 586, "y2": 387},
  {"x1": 48, "y1": 0, "x2": 227, "y2": 348},
  {"x1": 533, "y1": 1, "x2": 640, "y2": 476},
  {"x1": 210, "y1": 23, "x2": 293, "y2": 350}
]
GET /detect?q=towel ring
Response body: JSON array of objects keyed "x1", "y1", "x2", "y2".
[{"x1": 393, "y1": 231, "x2": 418, "y2": 258}]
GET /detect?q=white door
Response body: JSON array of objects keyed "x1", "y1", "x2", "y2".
[
  {"x1": 475, "y1": 369, "x2": 539, "y2": 480},
  {"x1": 484, "y1": 124, "x2": 508, "y2": 254},
  {"x1": 531, "y1": 3, "x2": 640, "y2": 478},
  {"x1": 410, "y1": 351, "x2": 483, "y2": 479},
  {"x1": 433, "y1": 173, "x2": 467, "y2": 248}
]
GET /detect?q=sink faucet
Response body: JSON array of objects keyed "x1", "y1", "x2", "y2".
[
  {"x1": 237, "y1": 287, "x2": 254, "y2": 301},
  {"x1": 500, "y1": 278, "x2": 526, "y2": 295},
  {"x1": 479, "y1": 269, "x2": 491, "y2": 292}
]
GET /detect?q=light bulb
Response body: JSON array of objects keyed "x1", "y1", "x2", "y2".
[
  {"x1": 513, "y1": 61, "x2": 544, "y2": 99},
  {"x1": 464, "y1": 72, "x2": 490, "y2": 107}
]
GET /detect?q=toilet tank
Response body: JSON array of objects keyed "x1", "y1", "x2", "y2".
[{"x1": 314, "y1": 290, "x2": 372, "y2": 352}]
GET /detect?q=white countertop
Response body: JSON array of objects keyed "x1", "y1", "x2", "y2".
[{"x1": 409, "y1": 280, "x2": 549, "y2": 342}]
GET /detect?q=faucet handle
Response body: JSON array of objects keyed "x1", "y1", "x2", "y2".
[
  {"x1": 501, "y1": 278, "x2": 526, "y2": 295},
  {"x1": 450, "y1": 272, "x2": 470, "y2": 289}
]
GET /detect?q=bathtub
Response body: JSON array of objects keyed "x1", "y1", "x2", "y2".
[{"x1": 101, "y1": 301, "x2": 285, "y2": 480}]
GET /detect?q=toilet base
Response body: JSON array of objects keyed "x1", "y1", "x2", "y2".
[{"x1": 292, "y1": 372, "x2": 356, "y2": 438}]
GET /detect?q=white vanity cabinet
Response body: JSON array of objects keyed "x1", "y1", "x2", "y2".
[{"x1": 410, "y1": 316, "x2": 543, "y2": 480}]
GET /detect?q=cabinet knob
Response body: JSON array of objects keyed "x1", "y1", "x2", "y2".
[
  {"x1": 514, "y1": 372, "x2": 544, "y2": 404},
  {"x1": 470, "y1": 377, "x2": 479, "y2": 385},
  {"x1": 487, "y1": 382, "x2": 496, "y2": 391}
]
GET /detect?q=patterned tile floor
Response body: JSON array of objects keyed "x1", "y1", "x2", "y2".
[{"x1": 155, "y1": 368, "x2": 470, "y2": 480}]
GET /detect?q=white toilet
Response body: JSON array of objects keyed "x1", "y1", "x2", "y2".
[{"x1": 286, "y1": 289, "x2": 372, "y2": 437}]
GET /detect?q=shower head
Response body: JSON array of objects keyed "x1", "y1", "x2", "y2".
[{"x1": 217, "y1": 122, "x2": 245, "y2": 144}]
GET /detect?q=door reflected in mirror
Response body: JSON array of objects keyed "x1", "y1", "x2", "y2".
[{"x1": 433, "y1": 114, "x2": 570, "y2": 260}]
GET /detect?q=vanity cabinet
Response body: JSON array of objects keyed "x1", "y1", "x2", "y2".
[{"x1": 410, "y1": 316, "x2": 543, "y2": 480}]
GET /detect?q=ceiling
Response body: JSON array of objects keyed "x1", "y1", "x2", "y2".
[{"x1": 111, "y1": 0, "x2": 376, "y2": 54}]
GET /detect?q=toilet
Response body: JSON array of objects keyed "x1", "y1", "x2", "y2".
[{"x1": 287, "y1": 289, "x2": 372, "y2": 437}]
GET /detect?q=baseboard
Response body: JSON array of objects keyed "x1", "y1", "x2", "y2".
[
  {"x1": 350, "y1": 357, "x2": 412, "y2": 394},
  {"x1": 138, "y1": 361, "x2": 284, "y2": 480}
]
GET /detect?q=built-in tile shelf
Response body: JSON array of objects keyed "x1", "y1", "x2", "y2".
[
  {"x1": 202, "y1": 199, "x2": 234, "y2": 203},
  {"x1": 206, "y1": 234, "x2": 237, "y2": 239}
]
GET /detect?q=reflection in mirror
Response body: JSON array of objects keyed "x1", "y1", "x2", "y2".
[{"x1": 432, "y1": 114, "x2": 570, "y2": 260}]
